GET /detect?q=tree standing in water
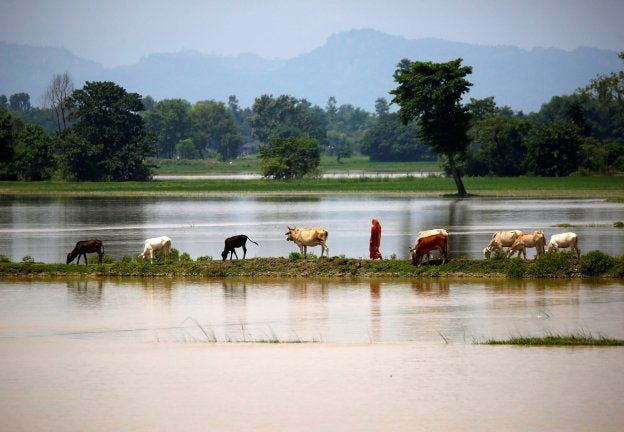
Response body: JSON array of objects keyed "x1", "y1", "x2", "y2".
[{"x1": 390, "y1": 58, "x2": 473, "y2": 196}]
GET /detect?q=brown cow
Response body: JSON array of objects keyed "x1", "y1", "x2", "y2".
[
  {"x1": 285, "y1": 227, "x2": 329, "y2": 258},
  {"x1": 506, "y1": 231, "x2": 546, "y2": 259},
  {"x1": 410, "y1": 234, "x2": 448, "y2": 266},
  {"x1": 413, "y1": 228, "x2": 449, "y2": 261},
  {"x1": 66, "y1": 239, "x2": 104, "y2": 265}
]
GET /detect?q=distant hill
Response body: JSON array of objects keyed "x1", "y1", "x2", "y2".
[{"x1": 1, "y1": 29, "x2": 621, "y2": 112}]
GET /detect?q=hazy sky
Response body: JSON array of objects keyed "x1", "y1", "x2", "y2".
[{"x1": 1, "y1": 0, "x2": 623, "y2": 67}]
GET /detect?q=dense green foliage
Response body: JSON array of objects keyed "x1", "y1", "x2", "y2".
[
  {"x1": 391, "y1": 58, "x2": 473, "y2": 195},
  {"x1": 62, "y1": 81, "x2": 156, "y2": 181},
  {"x1": 462, "y1": 53, "x2": 624, "y2": 177},
  {"x1": 0, "y1": 52, "x2": 622, "y2": 182},
  {"x1": 361, "y1": 111, "x2": 435, "y2": 161},
  {"x1": 259, "y1": 135, "x2": 321, "y2": 179}
]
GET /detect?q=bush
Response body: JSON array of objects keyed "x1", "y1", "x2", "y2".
[
  {"x1": 180, "y1": 252, "x2": 192, "y2": 262},
  {"x1": 288, "y1": 252, "x2": 302, "y2": 260},
  {"x1": 526, "y1": 251, "x2": 575, "y2": 278},
  {"x1": 580, "y1": 250, "x2": 614, "y2": 276},
  {"x1": 614, "y1": 221, "x2": 624, "y2": 228},
  {"x1": 608, "y1": 260, "x2": 624, "y2": 278},
  {"x1": 505, "y1": 258, "x2": 525, "y2": 278},
  {"x1": 0, "y1": 255, "x2": 10, "y2": 263},
  {"x1": 22, "y1": 255, "x2": 34, "y2": 264},
  {"x1": 196, "y1": 256, "x2": 213, "y2": 261}
]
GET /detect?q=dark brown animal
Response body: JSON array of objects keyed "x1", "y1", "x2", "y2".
[
  {"x1": 221, "y1": 235, "x2": 259, "y2": 261},
  {"x1": 67, "y1": 239, "x2": 104, "y2": 265},
  {"x1": 410, "y1": 234, "x2": 448, "y2": 266}
]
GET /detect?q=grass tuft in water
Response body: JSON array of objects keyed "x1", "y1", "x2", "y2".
[{"x1": 479, "y1": 332, "x2": 624, "y2": 346}]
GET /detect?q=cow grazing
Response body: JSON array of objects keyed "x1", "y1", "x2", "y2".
[
  {"x1": 285, "y1": 227, "x2": 329, "y2": 258},
  {"x1": 411, "y1": 233, "x2": 448, "y2": 266},
  {"x1": 221, "y1": 235, "x2": 259, "y2": 261},
  {"x1": 67, "y1": 239, "x2": 104, "y2": 265},
  {"x1": 547, "y1": 232, "x2": 580, "y2": 258},
  {"x1": 506, "y1": 231, "x2": 546, "y2": 259},
  {"x1": 417, "y1": 228, "x2": 448, "y2": 240},
  {"x1": 483, "y1": 230, "x2": 524, "y2": 258},
  {"x1": 413, "y1": 228, "x2": 449, "y2": 261},
  {"x1": 138, "y1": 236, "x2": 172, "y2": 263}
]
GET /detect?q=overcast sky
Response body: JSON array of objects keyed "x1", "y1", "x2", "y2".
[{"x1": 1, "y1": 0, "x2": 623, "y2": 67}]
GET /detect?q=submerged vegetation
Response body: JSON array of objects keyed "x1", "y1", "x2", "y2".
[
  {"x1": 480, "y1": 333, "x2": 624, "y2": 346},
  {"x1": 1, "y1": 250, "x2": 623, "y2": 279}
]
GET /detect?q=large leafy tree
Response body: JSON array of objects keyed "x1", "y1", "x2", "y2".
[
  {"x1": 190, "y1": 100, "x2": 242, "y2": 160},
  {"x1": 361, "y1": 112, "x2": 434, "y2": 162},
  {"x1": 143, "y1": 99, "x2": 191, "y2": 158},
  {"x1": 259, "y1": 135, "x2": 320, "y2": 179},
  {"x1": 0, "y1": 109, "x2": 16, "y2": 179},
  {"x1": 391, "y1": 58, "x2": 473, "y2": 196},
  {"x1": 523, "y1": 122, "x2": 582, "y2": 176},
  {"x1": 13, "y1": 124, "x2": 55, "y2": 180},
  {"x1": 463, "y1": 98, "x2": 531, "y2": 176},
  {"x1": 64, "y1": 81, "x2": 156, "y2": 181},
  {"x1": 250, "y1": 94, "x2": 327, "y2": 147}
]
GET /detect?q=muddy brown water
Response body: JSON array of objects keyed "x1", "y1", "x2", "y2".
[
  {"x1": 1, "y1": 277, "x2": 623, "y2": 431},
  {"x1": 1, "y1": 196, "x2": 623, "y2": 262}
]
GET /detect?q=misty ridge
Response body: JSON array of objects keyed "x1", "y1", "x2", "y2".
[{"x1": 1, "y1": 29, "x2": 621, "y2": 113}]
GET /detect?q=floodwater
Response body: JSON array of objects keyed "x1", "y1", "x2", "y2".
[
  {"x1": 1, "y1": 277, "x2": 624, "y2": 431},
  {"x1": 1, "y1": 196, "x2": 623, "y2": 262},
  {"x1": 1, "y1": 196, "x2": 624, "y2": 430}
]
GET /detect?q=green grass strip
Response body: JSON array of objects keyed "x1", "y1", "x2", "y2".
[{"x1": 481, "y1": 334, "x2": 624, "y2": 346}]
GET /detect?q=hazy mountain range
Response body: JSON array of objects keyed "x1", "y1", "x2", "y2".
[{"x1": 1, "y1": 29, "x2": 621, "y2": 113}]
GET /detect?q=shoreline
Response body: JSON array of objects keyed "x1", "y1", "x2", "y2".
[{"x1": 1, "y1": 256, "x2": 622, "y2": 279}]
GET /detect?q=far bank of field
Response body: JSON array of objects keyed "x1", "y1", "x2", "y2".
[{"x1": 1, "y1": 176, "x2": 624, "y2": 199}]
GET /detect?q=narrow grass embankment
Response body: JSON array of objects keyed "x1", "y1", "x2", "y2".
[{"x1": 1, "y1": 250, "x2": 623, "y2": 278}]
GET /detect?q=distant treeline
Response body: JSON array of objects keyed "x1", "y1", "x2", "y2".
[{"x1": 1, "y1": 52, "x2": 622, "y2": 181}]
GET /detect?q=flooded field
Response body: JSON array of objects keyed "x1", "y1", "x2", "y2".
[
  {"x1": 1, "y1": 277, "x2": 624, "y2": 431},
  {"x1": 1, "y1": 196, "x2": 623, "y2": 262}
]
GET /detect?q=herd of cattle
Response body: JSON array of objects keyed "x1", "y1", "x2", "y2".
[{"x1": 65, "y1": 226, "x2": 581, "y2": 266}]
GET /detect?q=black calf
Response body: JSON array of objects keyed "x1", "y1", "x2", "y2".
[
  {"x1": 67, "y1": 239, "x2": 104, "y2": 265},
  {"x1": 221, "y1": 235, "x2": 259, "y2": 261}
]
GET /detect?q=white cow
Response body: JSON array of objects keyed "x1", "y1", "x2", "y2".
[
  {"x1": 138, "y1": 236, "x2": 172, "y2": 263},
  {"x1": 506, "y1": 231, "x2": 546, "y2": 260},
  {"x1": 483, "y1": 230, "x2": 523, "y2": 258},
  {"x1": 285, "y1": 227, "x2": 329, "y2": 258},
  {"x1": 547, "y1": 232, "x2": 580, "y2": 258}
]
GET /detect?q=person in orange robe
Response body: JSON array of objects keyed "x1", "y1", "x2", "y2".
[{"x1": 369, "y1": 218, "x2": 382, "y2": 259}]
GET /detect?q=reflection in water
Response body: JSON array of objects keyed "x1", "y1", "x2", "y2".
[
  {"x1": 1, "y1": 278, "x2": 624, "y2": 431},
  {"x1": 66, "y1": 278, "x2": 103, "y2": 306},
  {"x1": 411, "y1": 279, "x2": 450, "y2": 295}
]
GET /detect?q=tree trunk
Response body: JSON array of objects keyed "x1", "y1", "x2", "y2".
[{"x1": 446, "y1": 152, "x2": 468, "y2": 196}]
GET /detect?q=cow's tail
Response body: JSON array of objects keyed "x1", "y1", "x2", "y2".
[{"x1": 246, "y1": 235, "x2": 259, "y2": 246}]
